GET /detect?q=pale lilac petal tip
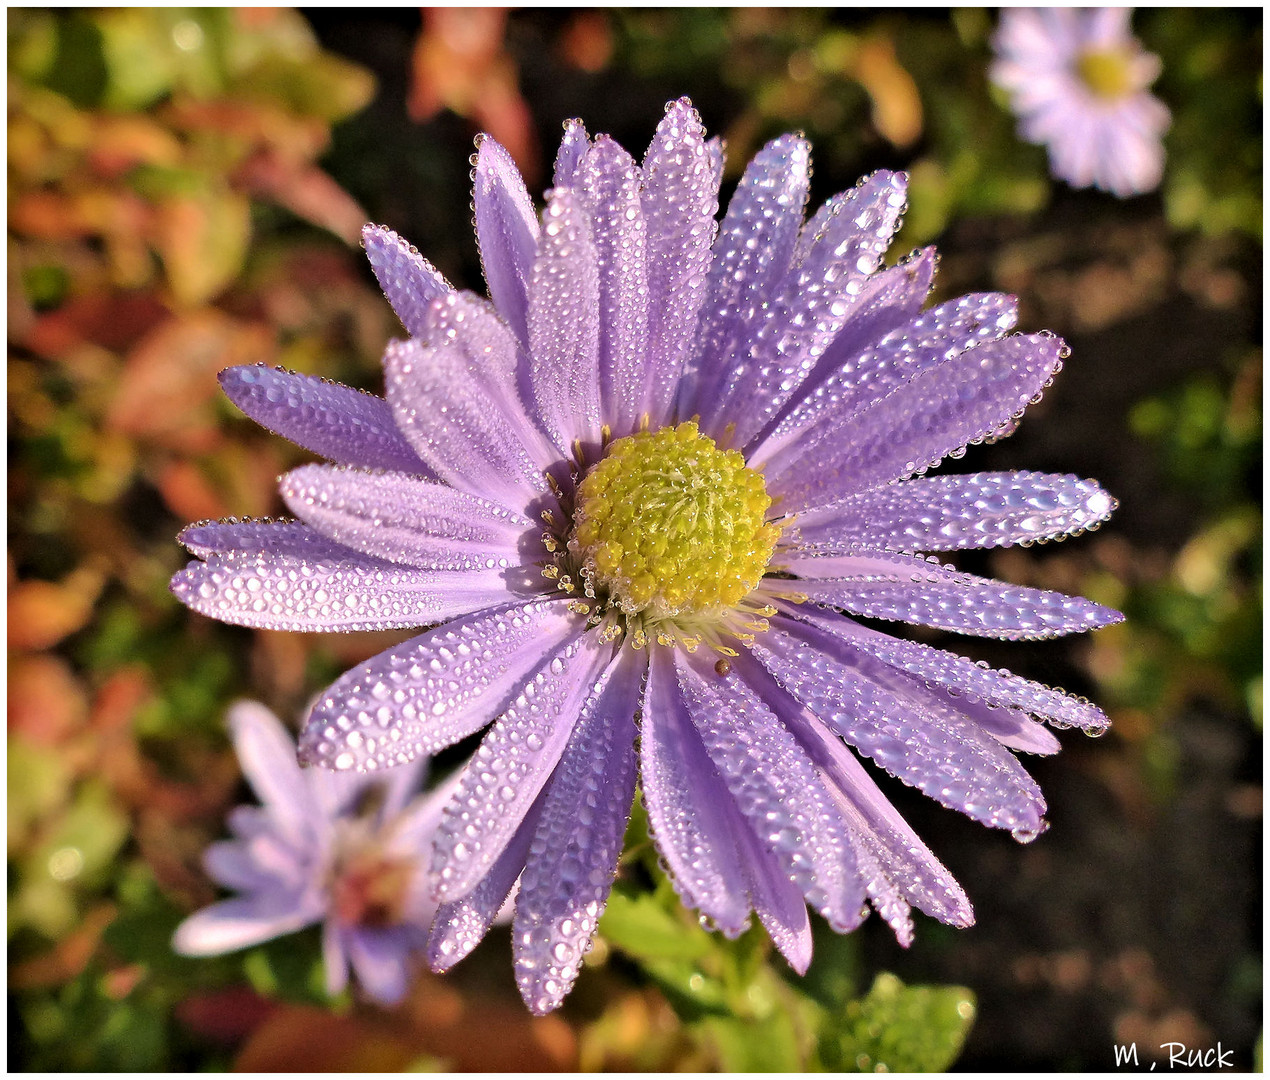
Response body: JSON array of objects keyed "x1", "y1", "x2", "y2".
[
  {"x1": 362, "y1": 223, "x2": 452, "y2": 337},
  {"x1": 218, "y1": 366, "x2": 431, "y2": 476}
]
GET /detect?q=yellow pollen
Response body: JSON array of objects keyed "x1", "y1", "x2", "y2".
[
  {"x1": 571, "y1": 421, "x2": 780, "y2": 620},
  {"x1": 1075, "y1": 48, "x2": 1135, "y2": 100}
]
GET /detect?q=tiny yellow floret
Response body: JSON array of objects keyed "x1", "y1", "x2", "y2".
[{"x1": 571, "y1": 421, "x2": 780, "y2": 619}]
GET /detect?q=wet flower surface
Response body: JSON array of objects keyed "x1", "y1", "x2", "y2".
[
  {"x1": 172, "y1": 701, "x2": 455, "y2": 1006},
  {"x1": 172, "y1": 99, "x2": 1123, "y2": 1014},
  {"x1": 991, "y1": 7, "x2": 1171, "y2": 197}
]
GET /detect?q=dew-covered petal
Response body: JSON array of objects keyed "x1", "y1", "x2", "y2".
[
  {"x1": 576, "y1": 136, "x2": 650, "y2": 438},
  {"x1": 753, "y1": 291, "x2": 1018, "y2": 471},
  {"x1": 430, "y1": 633, "x2": 617, "y2": 903},
  {"x1": 298, "y1": 599, "x2": 581, "y2": 771},
  {"x1": 780, "y1": 605, "x2": 1111, "y2": 733},
  {"x1": 279, "y1": 464, "x2": 535, "y2": 573},
  {"x1": 218, "y1": 366, "x2": 431, "y2": 476},
  {"x1": 362, "y1": 223, "x2": 452, "y2": 337},
  {"x1": 427, "y1": 786, "x2": 546, "y2": 973},
  {"x1": 786, "y1": 471, "x2": 1118, "y2": 553},
  {"x1": 677, "y1": 134, "x2": 810, "y2": 421},
  {"x1": 640, "y1": 647, "x2": 752, "y2": 934},
  {"x1": 526, "y1": 188, "x2": 602, "y2": 451},
  {"x1": 765, "y1": 333, "x2": 1067, "y2": 512},
  {"x1": 171, "y1": 551, "x2": 515, "y2": 634},
  {"x1": 746, "y1": 618, "x2": 1048, "y2": 837},
  {"x1": 735, "y1": 812, "x2": 814, "y2": 973},
  {"x1": 696, "y1": 171, "x2": 910, "y2": 448},
  {"x1": 675, "y1": 649, "x2": 863, "y2": 932},
  {"x1": 474, "y1": 136, "x2": 540, "y2": 343},
  {"x1": 345, "y1": 926, "x2": 415, "y2": 1006},
  {"x1": 762, "y1": 247, "x2": 937, "y2": 447},
  {"x1": 384, "y1": 335, "x2": 552, "y2": 512},
  {"x1": 513, "y1": 647, "x2": 643, "y2": 1014},
  {"x1": 225, "y1": 701, "x2": 321, "y2": 846},
  {"x1": 640, "y1": 98, "x2": 720, "y2": 427},
  {"x1": 178, "y1": 520, "x2": 352, "y2": 562},
  {"x1": 773, "y1": 549, "x2": 1123, "y2": 639},
  {"x1": 764, "y1": 683, "x2": 974, "y2": 929},
  {"x1": 964, "y1": 700, "x2": 1062, "y2": 755},
  {"x1": 553, "y1": 118, "x2": 589, "y2": 188},
  {"x1": 172, "y1": 893, "x2": 320, "y2": 957},
  {"x1": 392, "y1": 291, "x2": 558, "y2": 469}
]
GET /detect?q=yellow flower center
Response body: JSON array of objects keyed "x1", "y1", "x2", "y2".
[
  {"x1": 1075, "y1": 48, "x2": 1135, "y2": 100},
  {"x1": 571, "y1": 421, "x2": 780, "y2": 620}
]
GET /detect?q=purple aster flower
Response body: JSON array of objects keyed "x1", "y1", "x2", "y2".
[
  {"x1": 172, "y1": 701, "x2": 459, "y2": 1006},
  {"x1": 171, "y1": 98, "x2": 1123, "y2": 1014},
  {"x1": 991, "y1": 7, "x2": 1171, "y2": 197}
]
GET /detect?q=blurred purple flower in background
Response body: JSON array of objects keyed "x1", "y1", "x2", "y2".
[
  {"x1": 173, "y1": 701, "x2": 456, "y2": 1006},
  {"x1": 991, "y1": 7, "x2": 1171, "y2": 197},
  {"x1": 172, "y1": 99, "x2": 1122, "y2": 1014}
]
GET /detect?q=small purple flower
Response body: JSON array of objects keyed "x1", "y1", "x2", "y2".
[
  {"x1": 172, "y1": 701, "x2": 457, "y2": 1006},
  {"x1": 991, "y1": 7, "x2": 1171, "y2": 197},
  {"x1": 172, "y1": 99, "x2": 1123, "y2": 1014}
]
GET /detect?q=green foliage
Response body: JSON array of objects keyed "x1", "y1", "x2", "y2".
[{"x1": 821, "y1": 972, "x2": 976, "y2": 1073}]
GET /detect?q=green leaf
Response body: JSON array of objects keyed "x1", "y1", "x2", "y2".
[
  {"x1": 700, "y1": 1011, "x2": 804, "y2": 1071},
  {"x1": 822, "y1": 972, "x2": 976, "y2": 1073},
  {"x1": 599, "y1": 885, "x2": 713, "y2": 962}
]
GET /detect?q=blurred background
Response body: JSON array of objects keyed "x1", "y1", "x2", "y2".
[{"x1": 7, "y1": 7, "x2": 1261, "y2": 1071}]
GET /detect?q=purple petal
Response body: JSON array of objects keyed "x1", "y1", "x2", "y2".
[
  {"x1": 428, "y1": 785, "x2": 545, "y2": 973},
  {"x1": 362, "y1": 223, "x2": 452, "y2": 337},
  {"x1": 386, "y1": 767, "x2": 464, "y2": 852},
  {"x1": 430, "y1": 633, "x2": 617, "y2": 904},
  {"x1": 346, "y1": 926, "x2": 415, "y2": 1005},
  {"x1": 696, "y1": 171, "x2": 910, "y2": 448},
  {"x1": 217, "y1": 366, "x2": 430, "y2": 476},
  {"x1": 784, "y1": 606, "x2": 1111, "y2": 733},
  {"x1": 512, "y1": 647, "x2": 643, "y2": 1014},
  {"x1": 771, "y1": 247, "x2": 937, "y2": 432},
  {"x1": 640, "y1": 647, "x2": 752, "y2": 934},
  {"x1": 279, "y1": 464, "x2": 535, "y2": 572},
  {"x1": 640, "y1": 98, "x2": 720, "y2": 428},
  {"x1": 474, "y1": 136, "x2": 540, "y2": 343},
  {"x1": 965, "y1": 700, "x2": 1062, "y2": 755},
  {"x1": 384, "y1": 330, "x2": 554, "y2": 512},
  {"x1": 172, "y1": 894, "x2": 319, "y2": 957},
  {"x1": 298, "y1": 599, "x2": 582, "y2": 771},
  {"x1": 764, "y1": 332, "x2": 1068, "y2": 512},
  {"x1": 171, "y1": 551, "x2": 515, "y2": 633},
  {"x1": 226, "y1": 702, "x2": 322, "y2": 846},
  {"x1": 746, "y1": 618, "x2": 1048, "y2": 837},
  {"x1": 202, "y1": 840, "x2": 291, "y2": 893},
  {"x1": 785, "y1": 471, "x2": 1119, "y2": 553},
  {"x1": 553, "y1": 118, "x2": 589, "y2": 188},
  {"x1": 323, "y1": 919, "x2": 349, "y2": 997},
  {"x1": 734, "y1": 813, "x2": 814, "y2": 973},
  {"x1": 178, "y1": 520, "x2": 353, "y2": 562},
  {"x1": 677, "y1": 134, "x2": 810, "y2": 423},
  {"x1": 526, "y1": 188, "x2": 602, "y2": 451},
  {"x1": 779, "y1": 698, "x2": 974, "y2": 929},
  {"x1": 675, "y1": 649, "x2": 863, "y2": 932},
  {"x1": 753, "y1": 291, "x2": 1018, "y2": 472},
  {"x1": 775, "y1": 549, "x2": 1124, "y2": 639},
  {"x1": 577, "y1": 136, "x2": 650, "y2": 439}
]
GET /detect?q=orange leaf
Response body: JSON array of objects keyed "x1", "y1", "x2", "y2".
[
  {"x1": 7, "y1": 654, "x2": 89, "y2": 746},
  {"x1": 8, "y1": 565, "x2": 106, "y2": 651},
  {"x1": 107, "y1": 308, "x2": 275, "y2": 449}
]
